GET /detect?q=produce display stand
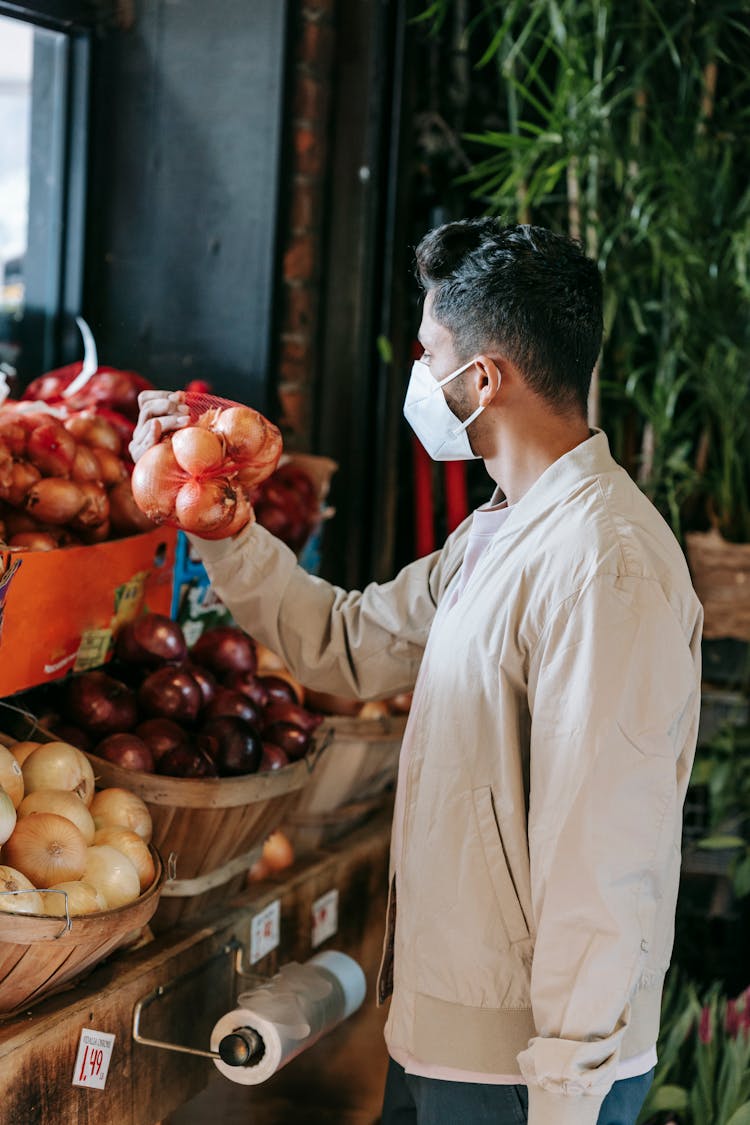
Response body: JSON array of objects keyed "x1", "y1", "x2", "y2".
[{"x1": 0, "y1": 806, "x2": 391, "y2": 1125}]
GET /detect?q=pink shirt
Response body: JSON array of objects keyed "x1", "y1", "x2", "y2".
[{"x1": 391, "y1": 496, "x2": 657, "y2": 1084}]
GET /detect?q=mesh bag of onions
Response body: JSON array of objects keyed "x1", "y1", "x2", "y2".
[{"x1": 131, "y1": 393, "x2": 282, "y2": 539}]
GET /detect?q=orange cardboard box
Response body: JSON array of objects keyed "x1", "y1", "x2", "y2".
[{"x1": 0, "y1": 526, "x2": 178, "y2": 696}]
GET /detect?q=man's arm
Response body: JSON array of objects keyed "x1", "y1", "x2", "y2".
[
  {"x1": 518, "y1": 573, "x2": 701, "y2": 1125},
  {"x1": 191, "y1": 520, "x2": 463, "y2": 702},
  {"x1": 130, "y1": 388, "x2": 466, "y2": 701}
]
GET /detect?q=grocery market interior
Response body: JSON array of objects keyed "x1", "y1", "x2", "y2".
[{"x1": 0, "y1": 2, "x2": 749, "y2": 1124}]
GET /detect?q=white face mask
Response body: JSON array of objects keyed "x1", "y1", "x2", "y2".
[{"x1": 403, "y1": 357, "x2": 485, "y2": 461}]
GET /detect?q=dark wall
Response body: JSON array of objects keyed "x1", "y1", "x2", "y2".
[{"x1": 84, "y1": 0, "x2": 289, "y2": 413}]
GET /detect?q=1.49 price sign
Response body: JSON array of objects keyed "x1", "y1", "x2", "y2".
[{"x1": 72, "y1": 1028, "x2": 116, "y2": 1090}]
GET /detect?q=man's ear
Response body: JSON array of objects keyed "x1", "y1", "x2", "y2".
[{"x1": 472, "y1": 355, "x2": 502, "y2": 406}]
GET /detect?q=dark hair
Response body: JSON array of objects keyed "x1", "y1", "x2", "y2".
[{"x1": 414, "y1": 218, "x2": 603, "y2": 414}]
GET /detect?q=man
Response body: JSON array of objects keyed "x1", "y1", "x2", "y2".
[{"x1": 131, "y1": 219, "x2": 703, "y2": 1125}]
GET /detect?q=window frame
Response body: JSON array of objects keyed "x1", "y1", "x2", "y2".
[{"x1": 0, "y1": 0, "x2": 91, "y2": 382}]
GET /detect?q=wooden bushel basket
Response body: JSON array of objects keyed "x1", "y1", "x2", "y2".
[
  {"x1": 84, "y1": 752, "x2": 312, "y2": 931},
  {"x1": 0, "y1": 848, "x2": 164, "y2": 1018},
  {"x1": 284, "y1": 713, "x2": 407, "y2": 855},
  {"x1": 685, "y1": 529, "x2": 750, "y2": 640}
]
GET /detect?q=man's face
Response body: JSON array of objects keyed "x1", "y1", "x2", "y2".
[{"x1": 417, "y1": 292, "x2": 476, "y2": 423}]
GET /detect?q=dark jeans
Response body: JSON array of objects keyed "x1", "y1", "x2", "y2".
[{"x1": 381, "y1": 1058, "x2": 655, "y2": 1125}]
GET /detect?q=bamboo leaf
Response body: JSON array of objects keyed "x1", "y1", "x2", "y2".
[
  {"x1": 697, "y1": 835, "x2": 746, "y2": 850},
  {"x1": 648, "y1": 1084, "x2": 689, "y2": 1112},
  {"x1": 733, "y1": 853, "x2": 750, "y2": 898}
]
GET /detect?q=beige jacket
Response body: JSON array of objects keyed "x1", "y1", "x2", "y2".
[{"x1": 193, "y1": 431, "x2": 703, "y2": 1125}]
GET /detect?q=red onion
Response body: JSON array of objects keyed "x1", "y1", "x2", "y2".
[
  {"x1": 116, "y1": 613, "x2": 188, "y2": 666},
  {"x1": 200, "y1": 717, "x2": 262, "y2": 776},
  {"x1": 50, "y1": 722, "x2": 93, "y2": 752},
  {"x1": 260, "y1": 742, "x2": 290, "y2": 772},
  {"x1": 274, "y1": 462, "x2": 318, "y2": 506},
  {"x1": 95, "y1": 732, "x2": 155, "y2": 773},
  {"x1": 226, "y1": 670, "x2": 270, "y2": 710},
  {"x1": 138, "y1": 667, "x2": 203, "y2": 724},
  {"x1": 203, "y1": 689, "x2": 262, "y2": 730},
  {"x1": 65, "y1": 671, "x2": 138, "y2": 736},
  {"x1": 261, "y1": 721, "x2": 311, "y2": 761},
  {"x1": 258, "y1": 674, "x2": 300, "y2": 706},
  {"x1": 262, "y1": 699, "x2": 323, "y2": 734},
  {"x1": 135, "y1": 717, "x2": 189, "y2": 762},
  {"x1": 157, "y1": 743, "x2": 218, "y2": 778},
  {"x1": 180, "y1": 662, "x2": 218, "y2": 707},
  {"x1": 190, "y1": 626, "x2": 257, "y2": 677}
]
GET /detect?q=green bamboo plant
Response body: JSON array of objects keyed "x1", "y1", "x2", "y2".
[{"x1": 411, "y1": 0, "x2": 750, "y2": 544}]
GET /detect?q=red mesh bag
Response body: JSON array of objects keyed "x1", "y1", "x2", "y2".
[
  {"x1": 131, "y1": 393, "x2": 282, "y2": 539},
  {"x1": 180, "y1": 391, "x2": 240, "y2": 420}
]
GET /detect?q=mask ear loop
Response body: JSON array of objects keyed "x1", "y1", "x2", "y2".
[
  {"x1": 434, "y1": 357, "x2": 475, "y2": 390},
  {"x1": 448, "y1": 368, "x2": 501, "y2": 438},
  {"x1": 448, "y1": 401, "x2": 484, "y2": 438}
]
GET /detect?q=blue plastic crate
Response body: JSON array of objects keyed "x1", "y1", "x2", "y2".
[{"x1": 171, "y1": 526, "x2": 325, "y2": 643}]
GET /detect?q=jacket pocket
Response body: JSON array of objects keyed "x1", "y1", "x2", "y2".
[{"x1": 471, "y1": 786, "x2": 529, "y2": 946}]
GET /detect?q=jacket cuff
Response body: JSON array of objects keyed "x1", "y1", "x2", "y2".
[
  {"x1": 185, "y1": 520, "x2": 259, "y2": 563},
  {"x1": 527, "y1": 1084, "x2": 606, "y2": 1125}
]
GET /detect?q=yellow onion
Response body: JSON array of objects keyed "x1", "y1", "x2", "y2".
[
  {"x1": 65, "y1": 414, "x2": 121, "y2": 455},
  {"x1": 93, "y1": 827, "x2": 155, "y2": 892},
  {"x1": 130, "y1": 442, "x2": 186, "y2": 523},
  {"x1": 10, "y1": 740, "x2": 42, "y2": 768},
  {"x1": 89, "y1": 788, "x2": 152, "y2": 843},
  {"x1": 43, "y1": 880, "x2": 106, "y2": 917},
  {"x1": 3, "y1": 813, "x2": 88, "y2": 886},
  {"x1": 357, "y1": 700, "x2": 391, "y2": 720},
  {"x1": 171, "y1": 425, "x2": 224, "y2": 476},
  {"x1": 0, "y1": 746, "x2": 24, "y2": 808},
  {"x1": 83, "y1": 845, "x2": 140, "y2": 908},
  {"x1": 25, "y1": 477, "x2": 86, "y2": 525},
  {"x1": 92, "y1": 447, "x2": 127, "y2": 486},
  {"x1": 70, "y1": 481, "x2": 110, "y2": 529},
  {"x1": 173, "y1": 477, "x2": 239, "y2": 536},
  {"x1": 255, "y1": 643, "x2": 286, "y2": 672},
  {"x1": 192, "y1": 489, "x2": 253, "y2": 541},
  {"x1": 18, "y1": 789, "x2": 96, "y2": 845},
  {"x1": 70, "y1": 443, "x2": 103, "y2": 483},
  {"x1": 0, "y1": 788, "x2": 17, "y2": 844},
  {"x1": 2, "y1": 459, "x2": 41, "y2": 506},
  {"x1": 212, "y1": 406, "x2": 281, "y2": 468},
  {"x1": 107, "y1": 479, "x2": 156, "y2": 535},
  {"x1": 22, "y1": 742, "x2": 95, "y2": 806},
  {"x1": 8, "y1": 531, "x2": 59, "y2": 551},
  {"x1": 0, "y1": 865, "x2": 43, "y2": 915},
  {"x1": 26, "y1": 418, "x2": 76, "y2": 476}
]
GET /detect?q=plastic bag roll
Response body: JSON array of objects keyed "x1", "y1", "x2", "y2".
[{"x1": 210, "y1": 951, "x2": 366, "y2": 1085}]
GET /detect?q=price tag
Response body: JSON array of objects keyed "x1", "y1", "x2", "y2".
[
  {"x1": 311, "y1": 889, "x2": 338, "y2": 948},
  {"x1": 74, "y1": 628, "x2": 113, "y2": 672},
  {"x1": 250, "y1": 899, "x2": 281, "y2": 964},
  {"x1": 72, "y1": 1028, "x2": 115, "y2": 1090}
]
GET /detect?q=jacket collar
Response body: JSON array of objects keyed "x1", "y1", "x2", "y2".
[{"x1": 487, "y1": 429, "x2": 618, "y2": 540}]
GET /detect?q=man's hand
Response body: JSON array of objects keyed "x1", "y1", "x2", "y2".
[{"x1": 129, "y1": 390, "x2": 191, "y2": 462}]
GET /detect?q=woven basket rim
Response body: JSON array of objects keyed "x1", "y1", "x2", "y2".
[{"x1": 0, "y1": 845, "x2": 164, "y2": 944}]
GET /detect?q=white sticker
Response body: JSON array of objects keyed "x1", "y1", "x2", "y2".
[
  {"x1": 311, "y1": 889, "x2": 338, "y2": 948},
  {"x1": 181, "y1": 619, "x2": 204, "y2": 647},
  {"x1": 250, "y1": 899, "x2": 281, "y2": 964},
  {"x1": 72, "y1": 1028, "x2": 116, "y2": 1089}
]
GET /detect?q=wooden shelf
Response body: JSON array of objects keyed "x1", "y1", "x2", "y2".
[{"x1": 0, "y1": 810, "x2": 391, "y2": 1125}]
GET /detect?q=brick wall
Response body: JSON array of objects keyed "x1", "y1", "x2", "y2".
[{"x1": 276, "y1": 0, "x2": 337, "y2": 450}]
